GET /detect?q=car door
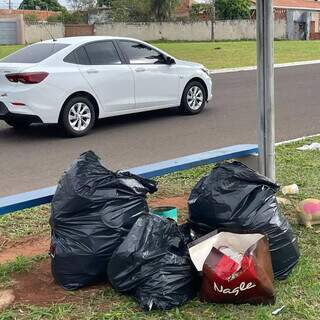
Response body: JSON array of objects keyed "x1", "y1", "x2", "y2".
[
  {"x1": 77, "y1": 40, "x2": 135, "y2": 115},
  {"x1": 118, "y1": 40, "x2": 180, "y2": 108}
]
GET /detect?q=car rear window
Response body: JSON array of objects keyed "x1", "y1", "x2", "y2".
[{"x1": 0, "y1": 43, "x2": 69, "y2": 63}]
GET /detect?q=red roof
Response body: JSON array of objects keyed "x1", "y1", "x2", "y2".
[
  {"x1": 251, "y1": 0, "x2": 320, "y2": 11},
  {"x1": 0, "y1": 9, "x2": 59, "y2": 21}
]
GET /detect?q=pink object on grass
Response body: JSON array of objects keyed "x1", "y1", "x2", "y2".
[{"x1": 303, "y1": 201, "x2": 320, "y2": 215}]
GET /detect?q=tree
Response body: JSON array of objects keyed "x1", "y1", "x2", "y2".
[
  {"x1": 215, "y1": 0, "x2": 251, "y2": 20},
  {"x1": 111, "y1": 0, "x2": 179, "y2": 22},
  {"x1": 24, "y1": 13, "x2": 39, "y2": 22},
  {"x1": 111, "y1": 0, "x2": 151, "y2": 22},
  {"x1": 190, "y1": 3, "x2": 213, "y2": 21},
  {"x1": 47, "y1": 11, "x2": 87, "y2": 23},
  {"x1": 97, "y1": 0, "x2": 112, "y2": 7},
  {"x1": 19, "y1": 0, "x2": 64, "y2": 11},
  {"x1": 150, "y1": 0, "x2": 179, "y2": 21},
  {"x1": 67, "y1": 0, "x2": 96, "y2": 11}
]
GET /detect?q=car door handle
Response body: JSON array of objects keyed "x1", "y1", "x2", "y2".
[
  {"x1": 135, "y1": 67, "x2": 146, "y2": 73},
  {"x1": 86, "y1": 69, "x2": 99, "y2": 74}
]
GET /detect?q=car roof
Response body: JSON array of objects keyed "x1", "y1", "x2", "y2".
[{"x1": 41, "y1": 36, "x2": 144, "y2": 46}]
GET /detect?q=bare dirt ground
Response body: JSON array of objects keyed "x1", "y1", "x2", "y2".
[
  {"x1": 1, "y1": 196, "x2": 189, "y2": 265},
  {"x1": 0, "y1": 196, "x2": 189, "y2": 306},
  {"x1": 11, "y1": 259, "x2": 106, "y2": 306},
  {"x1": 148, "y1": 195, "x2": 188, "y2": 210},
  {"x1": 0, "y1": 235, "x2": 50, "y2": 264}
]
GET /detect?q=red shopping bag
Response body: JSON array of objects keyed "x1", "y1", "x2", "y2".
[{"x1": 189, "y1": 232, "x2": 275, "y2": 305}]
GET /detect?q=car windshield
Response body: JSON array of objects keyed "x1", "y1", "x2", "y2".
[{"x1": 0, "y1": 43, "x2": 69, "y2": 63}]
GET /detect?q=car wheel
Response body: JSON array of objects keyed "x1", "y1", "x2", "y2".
[
  {"x1": 61, "y1": 96, "x2": 96, "y2": 137},
  {"x1": 179, "y1": 81, "x2": 206, "y2": 115},
  {"x1": 5, "y1": 118, "x2": 31, "y2": 129}
]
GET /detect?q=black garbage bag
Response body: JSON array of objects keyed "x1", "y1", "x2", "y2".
[
  {"x1": 108, "y1": 215, "x2": 196, "y2": 311},
  {"x1": 188, "y1": 161, "x2": 300, "y2": 280},
  {"x1": 50, "y1": 151, "x2": 157, "y2": 290}
]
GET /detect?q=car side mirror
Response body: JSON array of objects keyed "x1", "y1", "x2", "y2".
[{"x1": 165, "y1": 56, "x2": 175, "y2": 65}]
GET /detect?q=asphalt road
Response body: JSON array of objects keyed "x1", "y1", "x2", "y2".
[{"x1": 1, "y1": 63, "x2": 320, "y2": 196}]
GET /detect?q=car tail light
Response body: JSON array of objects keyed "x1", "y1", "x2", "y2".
[
  {"x1": 11, "y1": 102, "x2": 26, "y2": 106},
  {"x1": 6, "y1": 72, "x2": 48, "y2": 84}
]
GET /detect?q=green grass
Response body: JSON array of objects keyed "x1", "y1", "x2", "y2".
[
  {"x1": 0, "y1": 255, "x2": 47, "y2": 289},
  {"x1": 155, "y1": 164, "x2": 214, "y2": 198},
  {"x1": 154, "y1": 40, "x2": 320, "y2": 69},
  {"x1": 2, "y1": 41, "x2": 320, "y2": 69},
  {"x1": 0, "y1": 304, "x2": 77, "y2": 320},
  {"x1": 0, "y1": 206, "x2": 50, "y2": 245},
  {"x1": 1, "y1": 138, "x2": 320, "y2": 319}
]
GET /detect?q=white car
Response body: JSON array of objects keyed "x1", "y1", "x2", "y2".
[{"x1": 0, "y1": 36, "x2": 212, "y2": 137}]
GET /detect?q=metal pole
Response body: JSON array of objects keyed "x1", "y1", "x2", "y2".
[
  {"x1": 256, "y1": 0, "x2": 275, "y2": 181},
  {"x1": 211, "y1": 0, "x2": 216, "y2": 41}
]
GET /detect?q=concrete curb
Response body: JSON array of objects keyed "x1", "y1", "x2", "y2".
[
  {"x1": 276, "y1": 133, "x2": 320, "y2": 146},
  {"x1": 210, "y1": 60, "x2": 320, "y2": 74}
]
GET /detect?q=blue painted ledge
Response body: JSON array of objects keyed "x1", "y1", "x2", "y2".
[{"x1": 0, "y1": 144, "x2": 258, "y2": 215}]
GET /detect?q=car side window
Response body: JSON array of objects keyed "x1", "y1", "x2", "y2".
[
  {"x1": 76, "y1": 47, "x2": 91, "y2": 65},
  {"x1": 63, "y1": 47, "x2": 90, "y2": 65},
  {"x1": 63, "y1": 51, "x2": 77, "y2": 64},
  {"x1": 119, "y1": 41, "x2": 166, "y2": 65},
  {"x1": 84, "y1": 41, "x2": 121, "y2": 65}
]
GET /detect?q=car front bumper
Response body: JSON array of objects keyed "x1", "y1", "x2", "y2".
[{"x1": 203, "y1": 73, "x2": 213, "y2": 102}]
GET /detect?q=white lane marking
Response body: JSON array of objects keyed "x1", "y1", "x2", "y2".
[{"x1": 210, "y1": 60, "x2": 320, "y2": 74}]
